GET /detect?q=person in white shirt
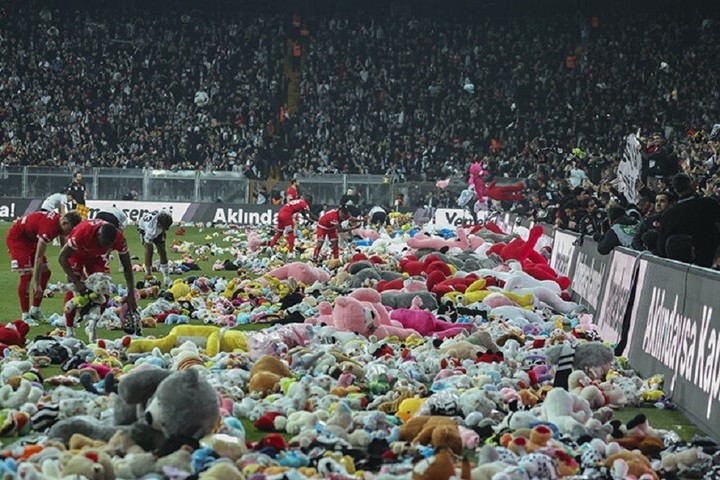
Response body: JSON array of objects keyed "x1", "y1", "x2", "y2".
[
  {"x1": 40, "y1": 192, "x2": 73, "y2": 215},
  {"x1": 96, "y1": 207, "x2": 129, "y2": 230},
  {"x1": 137, "y1": 210, "x2": 173, "y2": 284}
]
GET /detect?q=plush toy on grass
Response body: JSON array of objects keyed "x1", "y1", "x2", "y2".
[
  {"x1": 64, "y1": 273, "x2": 114, "y2": 343},
  {"x1": 0, "y1": 320, "x2": 30, "y2": 354},
  {"x1": 47, "y1": 367, "x2": 220, "y2": 455},
  {"x1": 545, "y1": 341, "x2": 614, "y2": 389},
  {"x1": 390, "y1": 297, "x2": 472, "y2": 339}
]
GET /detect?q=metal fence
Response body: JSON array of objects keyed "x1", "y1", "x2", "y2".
[
  {"x1": 0, "y1": 166, "x2": 523, "y2": 207},
  {"x1": 0, "y1": 167, "x2": 405, "y2": 206}
]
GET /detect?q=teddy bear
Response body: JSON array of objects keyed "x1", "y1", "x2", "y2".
[
  {"x1": 540, "y1": 387, "x2": 592, "y2": 435},
  {"x1": 38, "y1": 448, "x2": 115, "y2": 480},
  {"x1": 398, "y1": 415, "x2": 463, "y2": 454},
  {"x1": 568, "y1": 370, "x2": 606, "y2": 409},
  {"x1": 411, "y1": 448, "x2": 457, "y2": 480},
  {"x1": 0, "y1": 319, "x2": 30, "y2": 355},
  {"x1": 64, "y1": 273, "x2": 114, "y2": 343},
  {"x1": 389, "y1": 296, "x2": 472, "y2": 339},
  {"x1": 660, "y1": 447, "x2": 711, "y2": 473},
  {"x1": 47, "y1": 367, "x2": 220, "y2": 455},
  {"x1": 267, "y1": 262, "x2": 331, "y2": 286},
  {"x1": 381, "y1": 290, "x2": 439, "y2": 310},
  {"x1": 545, "y1": 341, "x2": 614, "y2": 389},
  {"x1": 605, "y1": 450, "x2": 658, "y2": 480},
  {"x1": 248, "y1": 355, "x2": 292, "y2": 396},
  {"x1": 331, "y1": 296, "x2": 419, "y2": 340}
]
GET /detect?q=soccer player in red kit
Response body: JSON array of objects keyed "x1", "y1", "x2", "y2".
[
  {"x1": 268, "y1": 196, "x2": 317, "y2": 255},
  {"x1": 58, "y1": 220, "x2": 137, "y2": 337},
  {"x1": 312, "y1": 206, "x2": 360, "y2": 263},
  {"x1": 286, "y1": 178, "x2": 300, "y2": 202},
  {"x1": 6, "y1": 211, "x2": 82, "y2": 323}
]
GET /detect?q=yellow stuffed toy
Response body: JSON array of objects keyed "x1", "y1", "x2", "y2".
[
  {"x1": 169, "y1": 280, "x2": 190, "y2": 301},
  {"x1": 127, "y1": 325, "x2": 248, "y2": 356}
]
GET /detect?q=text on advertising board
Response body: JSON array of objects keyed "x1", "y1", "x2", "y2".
[{"x1": 642, "y1": 287, "x2": 720, "y2": 419}]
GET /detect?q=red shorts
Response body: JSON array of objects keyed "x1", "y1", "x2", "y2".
[
  {"x1": 7, "y1": 240, "x2": 46, "y2": 273},
  {"x1": 276, "y1": 213, "x2": 294, "y2": 232},
  {"x1": 317, "y1": 227, "x2": 338, "y2": 242},
  {"x1": 69, "y1": 255, "x2": 110, "y2": 280}
]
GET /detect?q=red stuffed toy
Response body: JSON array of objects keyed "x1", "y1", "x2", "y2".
[
  {"x1": 485, "y1": 225, "x2": 570, "y2": 290},
  {"x1": 0, "y1": 320, "x2": 30, "y2": 353},
  {"x1": 486, "y1": 179, "x2": 526, "y2": 202}
]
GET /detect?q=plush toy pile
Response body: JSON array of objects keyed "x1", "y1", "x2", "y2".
[{"x1": 1, "y1": 221, "x2": 718, "y2": 480}]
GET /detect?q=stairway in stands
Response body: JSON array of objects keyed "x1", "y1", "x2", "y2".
[{"x1": 284, "y1": 39, "x2": 301, "y2": 115}]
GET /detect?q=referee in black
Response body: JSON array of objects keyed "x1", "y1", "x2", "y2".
[{"x1": 67, "y1": 171, "x2": 88, "y2": 219}]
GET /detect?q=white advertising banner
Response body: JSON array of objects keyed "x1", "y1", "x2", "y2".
[
  {"x1": 86, "y1": 200, "x2": 191, "y2": 224},
  {"x1": 550, "y1": 231, "x2": 577, "y2": 280},
  {"x1": 596, "y1": 249, "x2": 639, "y2": 349},
  {"x1": 433, "y1": 209, "x2": 487, "y2": 227}
]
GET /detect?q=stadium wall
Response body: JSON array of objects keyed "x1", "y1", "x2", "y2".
[{"x1": 552, "y1": 230, "x2": 720, "y2": 442}]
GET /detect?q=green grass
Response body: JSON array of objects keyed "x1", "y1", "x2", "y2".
[
  {"x1": 0, "y1": 222, "x2": 707, "y2": 448},
  {"x1": 0, "y1": 222, "x2": 270, "y2": 338}
]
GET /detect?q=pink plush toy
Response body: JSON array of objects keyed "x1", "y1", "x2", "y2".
[
  {"x1": 406, "y1": 232, "x2": 456, "y2": 251},
  {"x1": 247, "y1": 323, "x2": 314, "y2": 359},
  {"x1": 468, "y1": 162, "x2": 488, "y2": 204},
  {"x1": 351, "y1": 228, "x2": 381, "y2": 241},
  {"x1": 247, "y1": 231, "x2": 264, "y2": 252},
  {"x1": 306, "y1": 301, "x2": 334, "y2": 326},
  {"x1": 389, "y1": 297, "x2": 471, "y2": 339},
  {"x1": 406, "y1": 227, "x2": 484, "y2": 252},
  {"x1": 267, "y1": 262, "x2": 331, "y2": 285},
  {"x1": 348, "y1": 288, "x2": 395, "y2": 327},
  {"x1": 332, "y1": 296, "x2": 418, "y2": 340}
]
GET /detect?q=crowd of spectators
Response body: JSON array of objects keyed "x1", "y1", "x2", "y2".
[
  {"x1": 1, "y1": 3, "x2": 718, "y2": 183},
  {"x1": 2, "y1": 1, "x2": 720, "y2": 267},
  {"x1": 0, "y1": 4, "x2": 285, "y2": 172}
]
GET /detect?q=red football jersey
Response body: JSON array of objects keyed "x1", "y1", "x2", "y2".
[
  {"x1": 280, "y1": 199, "x2": 309, "y2": 216},
  {"x1": 66, "y1": 220, "x2": 128, "y2": 258},
  {"x1": 287, "y1": 185, "x2": 298, "y2": 201},
  {"x1": 7, "y1": 211, "x2": 62, "y2": 244},
  {"x1": 318, "y1": 209, "x2": 340, "y2": 230}
]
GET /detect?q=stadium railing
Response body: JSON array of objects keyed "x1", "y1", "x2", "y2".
[{"x1": 3, "y1": 166, "x2": 526, "y2": 206}]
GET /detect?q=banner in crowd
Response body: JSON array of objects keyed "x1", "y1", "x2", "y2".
[
  {"x1": 0, "y1": 198, "x2": 34, "y2": 221},
  {"x1": 627, "y1": 257, "x2": 720, "y2": 442},
  {"x1": 595, "y1": 249, "x2": 639, "y2": 349},
  {"x1": 617, "y1": 131, "x2": 642, "y2": 205}
]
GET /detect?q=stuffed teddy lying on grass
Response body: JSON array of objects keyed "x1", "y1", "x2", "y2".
[{"x1": 48, "y1": 367, "x2": 220, "y2": 456}]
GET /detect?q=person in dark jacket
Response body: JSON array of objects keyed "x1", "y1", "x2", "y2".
[
  {"x1": 631, "y1": 191, "x2": 675, "y2": 251},
  {"x1": 642, "y1": 133, "x2": 677, "y2": 181},
  {"x1": 657, "y1": 174, "x2": 720, "y2": 267},
  {"x1": 576, "y1": 198, "x2": 604, "y2": 237},
  {"x1": 595, "y1": 206, "x2": 639, "y2": 255}
]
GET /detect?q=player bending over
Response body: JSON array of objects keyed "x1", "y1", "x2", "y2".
[
  {"x1": 6, "y1": 211, "x2": 82, "y2": 323},
  {"x1": 58, "y1": 220, "x2": 137, "y2": 337}
]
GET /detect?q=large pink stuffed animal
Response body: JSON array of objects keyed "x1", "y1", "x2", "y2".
[
  {"x1": 390, "y1": 297, "x2": 472, "y2": 339},
  {"x1": 332, "y1": 296, "x2": 418, "y2": 340}
]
